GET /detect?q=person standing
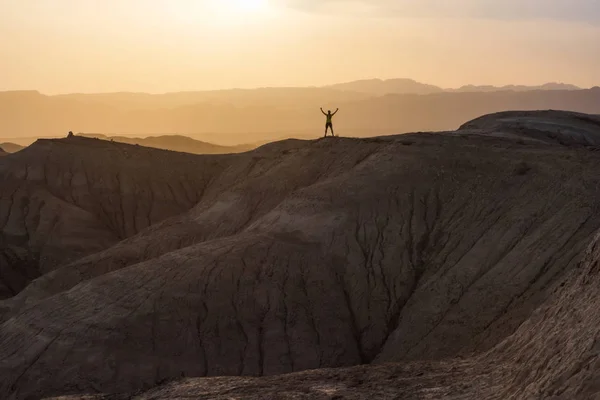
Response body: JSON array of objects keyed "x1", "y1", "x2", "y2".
[{"x1": 320, "y1": 108, "x2": 339, "y2": 137}]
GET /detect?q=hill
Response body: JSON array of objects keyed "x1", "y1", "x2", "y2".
[
  {"x1": 3, "y1": 111, "x2": 600, "y2": 398},
  {"x1": 0, "y1": 142, "x2": 25, "y2": 153},
  {"x1": 458, "y1": 110, "x2": 600, "y2": 145},
  {"x1": 78, "y1": 134, "x2": 255, "y2": 154}
]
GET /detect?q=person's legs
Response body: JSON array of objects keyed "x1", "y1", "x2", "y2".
[
  {"x1": 330, "y1": 124, "x2": 335, "y2": 137},
  {"x1": 325, "y1": 123, "x2": 332, "y2": 137}
]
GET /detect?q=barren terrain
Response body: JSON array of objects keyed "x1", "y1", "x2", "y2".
[{"x1": 2, "y1": 110, "x2": 600, "y2": 399}]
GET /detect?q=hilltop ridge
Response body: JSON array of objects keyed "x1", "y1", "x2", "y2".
[{"x1": 458, "y1": 110, "x2": 600, "y2": 145}]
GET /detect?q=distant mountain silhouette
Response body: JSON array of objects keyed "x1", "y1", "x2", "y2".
[
  {"x1": 325, "y1": 79, "x2": 581, "y2": 95},
  {"x1": 325, "y1": 78, "x2": 444, "y2": 95},
  {"x1": 449, "y1": 82, "x2": 581, "y2": 92},
  {"x1": 1, "y1": 86, "x2": 599, "y2": 142},
  {"x1": 55, "y1": 87, "x2": 371, "y2": 109},
  {"x1": 78, "y1": 134, "x2": 255, "y2": 154}
]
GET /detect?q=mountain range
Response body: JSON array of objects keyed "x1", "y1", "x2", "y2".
[
  {"x1": 326, "y1": 78, "x2": 581, "y2": 95},
  {"x1": 0, "y1": 79, "x2": 596, "y2": 144}
]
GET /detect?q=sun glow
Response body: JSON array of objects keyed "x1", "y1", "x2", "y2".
[
  {"x1": 206, "y1": 0, "x2": 273, "y2": 24},
  {"x1": 165, "y1": 0, "x2": 274, "y2": 27},
  {"x1": 226, "y1": 0, "x2": 270, "y2": 13}
]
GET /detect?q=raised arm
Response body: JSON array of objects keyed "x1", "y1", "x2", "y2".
[
  {"x1": 320, "y1": 107, "x2": 327, "y2": 115},
  {"x1": 332, "y1": 108, "x2": 339, "y2": 116}
]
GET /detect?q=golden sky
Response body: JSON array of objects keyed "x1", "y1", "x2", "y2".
[{"x1": 1, "y1": 0, "x2": 599, "y2": 93}]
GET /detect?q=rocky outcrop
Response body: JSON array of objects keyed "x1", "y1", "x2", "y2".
[
  {"x1": 3, "y1": 111, "x2": 600, "y2": 399},
  {"x1": 93, "y1": 225, "x2": 600, "y2": 400}
]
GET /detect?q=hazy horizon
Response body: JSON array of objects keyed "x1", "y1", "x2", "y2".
[
  {"x1": 2, "y1": 0, "x2": 600, "y2": 94},
  {"x1": 0, "y1": 77, "x2": 593, "y2": 96}
]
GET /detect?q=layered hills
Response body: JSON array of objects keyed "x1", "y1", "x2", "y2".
[
  {"x1": 2, "y1": 110, "x2": 600, "y2": 399},
  {"x1": 78, "y1": 134, "x2": 256, "y2": 154},
  {"x1": 326, "y1": 78, "x2": 580, "y2": 95},
  {"x1": 2, "y1": 83, "x2": 599, "y2": 144}
]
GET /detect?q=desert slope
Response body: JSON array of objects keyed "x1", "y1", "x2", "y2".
[
  {"x1": 2, "y1": 111, "x2": 600, "y2": 399},
  {"x1": 110, "y1": 226, "x2": 600, "y2": 400},
  {"x1": 0, "y1": 136, "x2": 229, "y2": 298}
]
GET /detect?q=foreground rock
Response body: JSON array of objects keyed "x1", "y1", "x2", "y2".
[
  {"x1": 2, "y1": 110, "x2": 600, "y2": 399},
  {"x1": 56, "y1": 228, "x2": 599, "y2": 400},
  {"x1": 0, "y1": 137, "x2": 228, "y2": 299}
]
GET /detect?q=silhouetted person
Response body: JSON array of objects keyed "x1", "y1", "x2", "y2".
[
  {"x1": 67, "y1": 131, "x2": 74, "y2": 138},
  {"x1": 321, "y1": 108, "x2": 338, "y2": 137}
]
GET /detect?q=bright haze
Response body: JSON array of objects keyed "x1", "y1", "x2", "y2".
[
  {"x1": 1, "y1": 0, "x2": 600, "y2": 145},
  {"x1": 2, "y1": 0, "x2": 599, "y2": 93}
]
